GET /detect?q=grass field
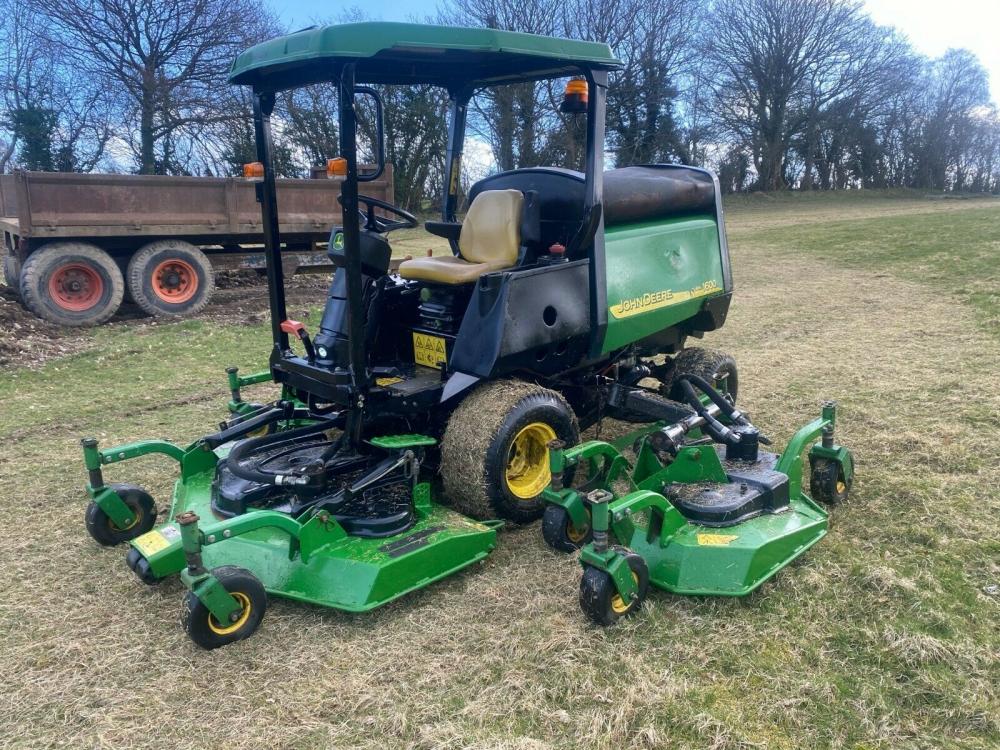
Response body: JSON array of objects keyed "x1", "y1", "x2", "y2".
[{"x1": 0, "y1": 192, "x2": 998, "y2": 749}]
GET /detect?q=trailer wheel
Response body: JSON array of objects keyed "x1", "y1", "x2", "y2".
[
  {"x1": 127, "y1": 240, "x2": 214, "y2": 318},
  {"x1": 20, "y1": 243, "x2": 124, "y2": 326},
  {"x1": 3, "y1": 252, "x2": 21, "y2": 293},
  {"x1": 441, "y1": 380, "x2": 579, "y2": 523}
]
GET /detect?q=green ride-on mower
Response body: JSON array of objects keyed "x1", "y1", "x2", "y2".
[{"x1": 78, "y1": 22, "x2": 853, "y2": 647}]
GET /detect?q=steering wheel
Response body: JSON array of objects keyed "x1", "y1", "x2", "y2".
[{"x1": 339, "y1": 195, "x2": 419, "y2": 234}]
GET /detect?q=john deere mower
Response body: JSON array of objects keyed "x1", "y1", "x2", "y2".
[{"x1": 79, "y1": 22, "x2": 852, "y2": 647}]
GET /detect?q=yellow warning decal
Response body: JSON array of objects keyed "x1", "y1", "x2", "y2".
[
  {"x1": 412, "y1": 332, "x2": 447, "y2": 369},
  {"x1": 134, "y1": 529, "x2": 171, "y2": 556},
  {"x1": 696, "y1": 533, "x2": 738, "y2": 546},
  {"x1": 610, "y1": 280, "x2": 721, "y2": 319},
  {"x1": 375, "y1": 376, "x2": 404, "y2": 387}
]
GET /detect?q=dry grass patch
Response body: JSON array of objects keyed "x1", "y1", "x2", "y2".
[{"x1": 0, "y1": 195, "x2": 998, "y2": 749}]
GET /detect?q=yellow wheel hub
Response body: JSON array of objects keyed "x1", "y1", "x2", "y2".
[
  {"x1": 506, "y1": 422, "x2": 557, "y2": 500},
  {"x1": 207, "y1": 592, "x2": 252, "y2": 635},
  {"x1": 611, "y1": 572, "x2": 640, "y2": 615}
]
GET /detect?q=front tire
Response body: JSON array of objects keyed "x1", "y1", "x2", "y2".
[
  {"x1": 182, "y1": 566, "x2": 266, "y2": 650},
  {"x1": 441, "y1": 380, "x2": 579, "y2": 523},
  {"x1": 84, "y1": 483, "x2": 157, "y2": 546},
  {"x1": 127, "y1": 240, "x2": 214, "y2": 318},
  {"x1": 20, "y1": 243, "x2": 124, "y2": 326}
]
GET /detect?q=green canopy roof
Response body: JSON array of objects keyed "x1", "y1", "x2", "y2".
[{"x1": 230, "y1": 22, "x2": 622, "y2": 91}]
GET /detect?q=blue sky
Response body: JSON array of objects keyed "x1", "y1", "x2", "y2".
[{"x1": 271, "y1": 0, "x2": 1000, "y2": 103}]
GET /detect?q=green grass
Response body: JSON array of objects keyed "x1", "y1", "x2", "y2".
[
  {"x1": 0, "y1": 193, "x2": 998, "y2": 749},
  {"x1": 746, "y1": 205, "x2": 1000, "y2": 338}
]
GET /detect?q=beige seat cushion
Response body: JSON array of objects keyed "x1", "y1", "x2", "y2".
[{"x1": 398, "y1": 189, "x2": 522, "y2": 285}]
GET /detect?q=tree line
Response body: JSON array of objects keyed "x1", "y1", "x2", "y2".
[{"x1": 1, "y1": 0, "x2": 998, "y2": 208}]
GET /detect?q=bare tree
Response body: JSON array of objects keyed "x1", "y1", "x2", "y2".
[
  {"x1": 0, "y1": 0, "x2": 113, "y2": 172},
  {"x1": 706, "y1": 0, "x2": 892, "y2": 190},
  {"x1": 39, "y1": 0, "x2": 275, "y2": 174}
]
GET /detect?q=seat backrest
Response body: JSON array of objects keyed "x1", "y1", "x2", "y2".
[{"x1": 459, "y1": 189, "x2": 523, "y2": 266}]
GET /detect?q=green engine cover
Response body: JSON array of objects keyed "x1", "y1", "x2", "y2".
[{"x1": 601, "y1": 214, "x2": 725, "y2": 353}]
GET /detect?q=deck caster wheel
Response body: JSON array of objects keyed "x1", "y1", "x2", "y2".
[
  {"x1": 542, "y1": 504, "x2": 591, "y2": 552},
  {"x1": 125, "y1": 547, "x2": 160, "y2": 585},
  {"x1": 182, "y1": 566, "x2": 267, "y2": 650},
  {"x1": 810, "y1": 459, "x2": 851, "y2": 505},
  {"x1": 84, "y1": 483, "x2": 157, "y2": 546},
  {"x1": 579, "y1": 547, "x2": 649, "y2": 626}
]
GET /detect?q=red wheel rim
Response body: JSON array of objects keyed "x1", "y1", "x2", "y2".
[
  {"x1": 48, "y1": 263, "x2": 104, "y2": 311},
  {"x1": 151, "y1": 259, "x2": 198, "y2": 304}
]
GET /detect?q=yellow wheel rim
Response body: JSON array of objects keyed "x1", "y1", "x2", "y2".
[
  {"x1": 610, "y1": 572, "x2": 640, "y2": 615},
  {"x1": 566, "y1": 519, "x2": 588, "y2": 543},
  {"x1": 109, "y1": 504, "x2": 140, "y2": 532},
  {"x1": 506, "y1": 422, "x2": 557, "y2": 500},
  {"x1": 207, "y1": 592, "x2": 252, "y2": 635}
]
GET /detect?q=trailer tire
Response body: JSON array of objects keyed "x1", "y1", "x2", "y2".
[
  {"x1": 3, "y1": 252, "x2": 21, "y2": 293},
  {"x1": 127, "y1": 240, "x2": 214, "y2": 318},
  {"x1": 441, "y1": 379, "x2": 579, "y2": 523},
  {"x1": 20, "y1": 243, "x2": 124, "y2": 326}
]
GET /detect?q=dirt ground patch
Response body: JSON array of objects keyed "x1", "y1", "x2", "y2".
[{"x1": 0, "y1": 195, "x2": 998, "y2": 749}]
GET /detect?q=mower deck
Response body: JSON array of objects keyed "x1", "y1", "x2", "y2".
[
  {"x1": 83, "y1": 430, "x2": 499, "y2": 617},
  {"x1": 133, "y1": 467, "x2": 498, "y2": 612},
  {"x1": 613, "y1": 491, "x2": 827, "y2": 597}
]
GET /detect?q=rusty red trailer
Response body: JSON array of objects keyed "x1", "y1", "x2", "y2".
[{"x1": 0, "y1": 168, "x2": 393, "y2": 325}]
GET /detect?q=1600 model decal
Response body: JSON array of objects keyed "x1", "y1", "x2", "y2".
[{"x1": 610, "y1": 279, "x2": 721, "y2": 319}]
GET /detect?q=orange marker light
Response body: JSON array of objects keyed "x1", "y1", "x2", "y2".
[
  {"x1": 560, "y1": 78, "x2": 589, "y2": 113},
  {"x1": 327, "y1": 157, "x2": 348, "y2": 178},
  {"x1": 243, "y1": 161, "x2": 264, "y2": 181}
]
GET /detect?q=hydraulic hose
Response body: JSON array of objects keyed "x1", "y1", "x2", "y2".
[
  {"x1": 680, "y1": 373, "x2": 740, "y2": 419},
  {"x1": 676, "y1": 377, "x2": 741, "y2": 446},
  {"x1": 225, "y1": 419, "x2": 335, "y2": 485}
]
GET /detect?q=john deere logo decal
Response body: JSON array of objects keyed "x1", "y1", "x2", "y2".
[
  {"x1": 610, "y1": 280, "x2": 721, "y2": 319},
  {"x1": 333, "y1": 231, "x2": 345, "y2": 250}
]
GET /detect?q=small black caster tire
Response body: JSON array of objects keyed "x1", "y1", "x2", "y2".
[
  {"x1": 84, "y1": 483, "x2": 157, "y2": 546},
  {"x1": 182, "y1": 566, "x2": 267, "y2": 650},
  {"x1": 810, "y1": 459, "x2": 851, "y2": 505},
  {"x1": 542, "y1": 504, "x2": 591, "y2": 552},
  {"x1": 579, "y1": 546, "x2": 649, "y2": 626},
  {"x1": 125, "y1": 547, "x2": 160, "y2": 585}
]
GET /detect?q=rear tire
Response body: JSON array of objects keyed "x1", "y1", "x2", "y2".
[
  {"x1": 667, "y1": 347, "x2": 739, "y2": 403},
  {"x1": 20, "y1": 243, "x2": 124, "y2": 326},
  {"x1": 127, "y1": 240, "x2": 214, "y2": 318},
  {"x1": 441, "y1": 380, "x2": 579, "y2": 523}
]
